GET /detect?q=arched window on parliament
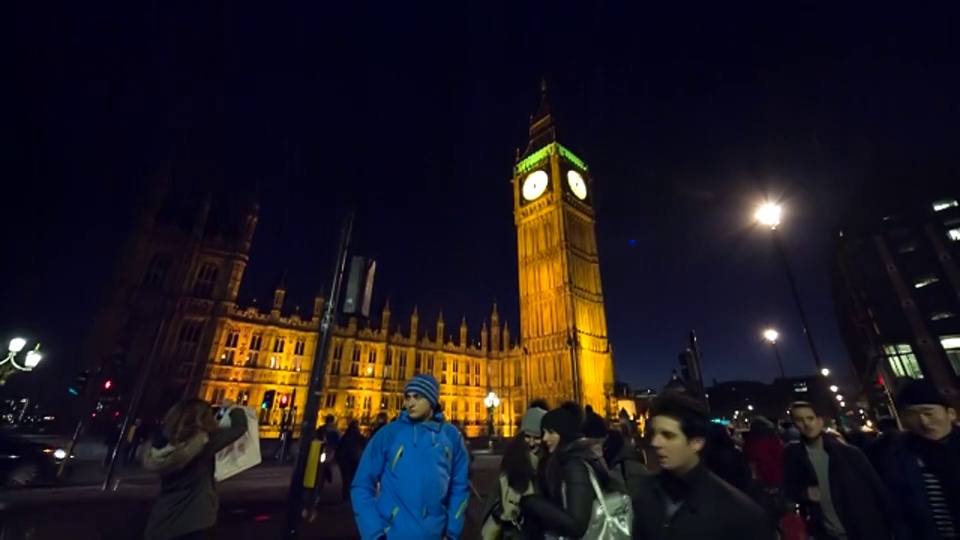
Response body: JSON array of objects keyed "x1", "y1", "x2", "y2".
[{"x1": 192, "y1": 263, "x2": 219, "y2": 297}]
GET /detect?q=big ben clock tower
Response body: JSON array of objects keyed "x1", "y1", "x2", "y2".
[{"x1": 513, "y1": 81, "x2": 615, "y2": 413}]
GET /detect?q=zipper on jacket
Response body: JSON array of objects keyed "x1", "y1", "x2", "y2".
[{"x1": 391, "y1": 445, "x2": 404, "y2": 469}]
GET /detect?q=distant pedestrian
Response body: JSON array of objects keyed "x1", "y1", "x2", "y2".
[{"x1": 141, "y1": 398, "x2": 248, "y2": 540}]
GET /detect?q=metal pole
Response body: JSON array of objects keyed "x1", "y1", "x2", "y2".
[
  {"x1": 57, "y1": 420, "x2": 83, "y2": 479},
  {"x1": 102, "y1": 318, "x2": 166, "y2": 491},
  {"x1": 283, "y1": 211, "x2": 354, "y2": 540},
  {"x1": 770, "y1": 229, "x2": 840, "y2": 420},
  {"x1": 771, "y1": 228, "x2": 824, "y2": 369},
  {"x1": 771, "y1": 341, "x2": 786, "y2": 379}
]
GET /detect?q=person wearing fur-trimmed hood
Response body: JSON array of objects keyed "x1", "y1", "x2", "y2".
[{"x1": 142, "y1": 398, "x2": 249, "y2": 540}]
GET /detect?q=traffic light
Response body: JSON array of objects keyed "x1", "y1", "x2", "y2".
[
  {"x1": 69, "y1": 370, "x2": 91, "y2": 396},
  {"x1": 869, "y1": 375, "x2": 894, "y2": 418},
  {"x1": 279, "y1": 393, "x2": 290, "y2": 409},
  {"x1": 262, "y1": 390, "x2": 276, "y2": 410}
]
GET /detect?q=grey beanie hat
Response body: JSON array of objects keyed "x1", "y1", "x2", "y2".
[{"x1": 520, "y1": 406, "x2": 548, "y2": 437}]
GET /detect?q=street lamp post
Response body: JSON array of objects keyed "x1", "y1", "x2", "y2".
[
  {"x1": 762, "y1": 329, "x2": 786, "y2": 378},
  {"x1": 0, "y1": 338, "x2": 43, "y2": 384},
  {"x1": 755, "y1": 204, "x2": 826, "y2": 372},
  {"x1": 757, "y1": 203, "x2": 840, "y2": 421},
  {"x1": 484, "y1": 391, "x2": 500, "y2": 438}
]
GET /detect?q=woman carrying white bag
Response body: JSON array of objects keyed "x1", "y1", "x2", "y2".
[{"x1": 142, "y1": 398, "x2": 249, "y2": 540}]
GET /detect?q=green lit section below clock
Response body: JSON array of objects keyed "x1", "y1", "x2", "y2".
[{"x1": 515, "y1": 143, "x2": 588, "y2": 175}]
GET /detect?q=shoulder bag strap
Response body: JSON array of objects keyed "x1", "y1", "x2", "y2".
[{"x1": 582, "y1": 461, "x2": 611, "y2": 519}]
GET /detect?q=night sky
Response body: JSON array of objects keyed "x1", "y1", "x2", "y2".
[{"x1": 5, "y1": 3, "x2": 959, "y2": 399}]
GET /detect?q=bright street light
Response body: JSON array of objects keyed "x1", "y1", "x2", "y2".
[
  {"x1": 8, "y1": 338, "x2": 26, "y2": 353},
  {"x1": 1, "y1": 338, "x2": 43, "y2": 384},
  {"x1": 762, "y1": 329, "x2": 779, "y2": 343},
  {"x1": 836, "y1": 395, "x2": 844, "y2": 401},
  {"x1": 821, "y1": 368, "x2": 830, "y2": 376},
  {"x1": 829, "y1": 385, "x2": 839, "y2": 392},
  {"x1": 25, "y1": 349, "x2": 42, "y2": 368},
  {"x1": 755, "y1": 203, "x2": 782, "y2": 229},
  {"x1": 484, "y1": 391, "x2": 500, "y2": 409}
]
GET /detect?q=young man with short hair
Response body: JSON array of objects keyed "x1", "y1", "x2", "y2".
[
  {"x1": 351, "y1": 373, "x2": 470, "y2": 540},
  {"x1": 631, "y1": 393, "x2": 774, "y2": 539},
  {"x1": 784, "y1": 401, "x2": 900, "y2": 539}
]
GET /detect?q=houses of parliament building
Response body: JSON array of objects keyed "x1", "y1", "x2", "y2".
[{"x1": 86, "y1": 86, "x2": 616, "y2": 438}]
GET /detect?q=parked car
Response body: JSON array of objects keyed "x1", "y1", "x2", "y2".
[{"x1": 0, "y1": 431, "x2": 73, "y2": 487}]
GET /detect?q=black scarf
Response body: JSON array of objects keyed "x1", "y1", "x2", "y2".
[{"x1": 905, "y1": 428, "x2": 960, "y2": 528}]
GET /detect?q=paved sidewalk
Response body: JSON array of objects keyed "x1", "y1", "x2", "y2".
[{"x1": 1, "y1": 459, "x2": 498, "y2": 539}]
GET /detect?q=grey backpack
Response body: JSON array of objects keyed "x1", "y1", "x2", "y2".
[{"x1": 558, "y1": 461, "x2": 634, "y2": 540}]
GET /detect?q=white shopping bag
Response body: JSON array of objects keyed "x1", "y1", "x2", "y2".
[{"x1": 214, "y1": 406, "x2": 262, "y2": 481}]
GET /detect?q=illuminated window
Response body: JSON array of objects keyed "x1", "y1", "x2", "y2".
[
  {"x1": 883, "y1": 344, "x2": 923, "y2": 379},
  {"x1": 294, "y1": 339, "x2": 306, "y2": 356},
  {"x1": 948, "y1": 228, "x2": 960, "y2": 242},
  {"x1": 933, "y1": 199, "x2": 958, "y2": 212},
  {"x1": 932, "y1": 312, "x2": 956, "y2": 321},
  {"x1": 942, "y1": 336, "x2": 960, "y2": 375},
  {"x1": 914, "y1": 275, "x2": 940, "y2": 289}
]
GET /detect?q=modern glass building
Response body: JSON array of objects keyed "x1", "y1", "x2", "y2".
[{"x1": 831, "y1": 185, "x2": 960, "y2": 413}]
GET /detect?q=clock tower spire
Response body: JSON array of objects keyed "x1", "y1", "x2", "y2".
[
  {"x1": 523, "y1": 77, "x2": 557, "y2": 158},
  {"x1": 512, "y1": 81, "x2": 614, "y2": 413}
]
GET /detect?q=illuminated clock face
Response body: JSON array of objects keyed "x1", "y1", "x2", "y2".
[
  {"x1": 522, "y1": 170, "x2": 549, "y2": 201},
  {"x1": 567, "y1": 170, "x2": 587, "y2": 200}
]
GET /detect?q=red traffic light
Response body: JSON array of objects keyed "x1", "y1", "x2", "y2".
[
  {"x1": 279, "y1": 394, "x2": 290, "y2": 408},
  {"x1": 877, "y1": 376, "x2": 884, "y2": 386},
  {"x1": 103, "y1": 380, "x2": 113, "y2": 390}
]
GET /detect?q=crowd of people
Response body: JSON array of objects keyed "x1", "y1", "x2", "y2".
[{"x1": 136, "y1": 371, "x2": 959, "y2": 539}]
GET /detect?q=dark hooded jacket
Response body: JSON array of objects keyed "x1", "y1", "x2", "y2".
[
  {"x1": 520, "y1": 438, "x2": 626, "y2": 538},
  {"x1": 604, "y1": 429, "x2": 648, "y2": 496},
  {"x1": 142, "y1": 407, "x2": 248, "y2": 540}
]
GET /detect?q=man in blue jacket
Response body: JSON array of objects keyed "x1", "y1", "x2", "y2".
[{"x1": 351, "y1": 373, "x2": 471, "y2": 540}]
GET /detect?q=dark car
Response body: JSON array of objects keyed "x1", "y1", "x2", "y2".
[{"x1": 0, "y1": 431, "x2": 72, "y2": 488}]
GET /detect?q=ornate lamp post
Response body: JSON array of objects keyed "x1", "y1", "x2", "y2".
[
  {"x1": 0, "y1": 337, "x2": 43, "y2": 385},
  {"x1": 484, "y1": 391, "x2": 500, "y2": 437}
]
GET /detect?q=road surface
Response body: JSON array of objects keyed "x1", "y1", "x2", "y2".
[{"x1": 0, "y1": 455, "x2": 500, "y2": 539}]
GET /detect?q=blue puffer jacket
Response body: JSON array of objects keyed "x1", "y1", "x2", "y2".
[{"x1": 351, "y1": 410, "x2": 471, "y2": 540}]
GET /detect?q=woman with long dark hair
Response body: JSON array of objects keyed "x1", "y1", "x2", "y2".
[
  {"x1": 142, "y1": 398, "x2": 249, "y2": 540},
  {"x1": 519, "y1": 402, "x2": 626, "y2": 539},
  {"x1": 480, "y1": 406, "x2": 547, "y2": 539}
]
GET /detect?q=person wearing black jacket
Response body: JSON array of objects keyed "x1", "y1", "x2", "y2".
[
  {"x1": 784, "y1": 401, "x2": 901, "y2": 540},
  {"x1": 519, "y1": 401, "x2": 625, "y2": 538},
  {"x1": 631, "y1": 393, "x2": 775, "y2": 540}
]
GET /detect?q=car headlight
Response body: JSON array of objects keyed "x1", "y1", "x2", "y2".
[{"x1": 53, "y1": 449, "x2": 67, "y2": 460}]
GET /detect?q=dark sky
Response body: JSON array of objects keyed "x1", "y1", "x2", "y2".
[{"x1": 5, "y1": 3, "x2": 959, "y2": 398}]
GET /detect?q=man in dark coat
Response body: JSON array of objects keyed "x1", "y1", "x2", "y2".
[
  {"x1": 879, "y1": 379, "x2": 960, "y2": 540},
  {"x1": 784, "y1": 401, "x2": 902, "y2": 540},
  {"x1": 631, "y1": 393, "x2": 775, "y2": 539}
]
